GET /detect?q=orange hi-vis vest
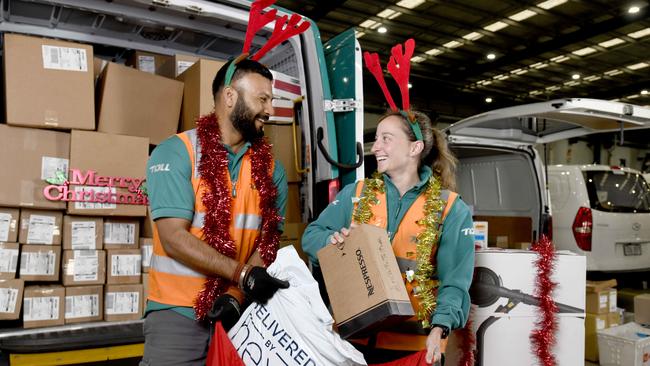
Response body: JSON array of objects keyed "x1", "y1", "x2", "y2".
[
  {"x1": 352, "y1": 181, "x2": 458, "y2": 351},
  {"x1": 148, "y1": 129, "x2": 267, "y2": 307}
]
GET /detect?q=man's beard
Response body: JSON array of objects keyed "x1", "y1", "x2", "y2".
[{"x1": 231, "y1": 97, "x2": 266, "y2": 142}]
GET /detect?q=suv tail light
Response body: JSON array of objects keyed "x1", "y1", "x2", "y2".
[
  {"x1": 328, "y1": 179, "x2": 340, "y2": 203},
  {"x1": 572, "y1": 207, "x2": 592, "y2": 251}
]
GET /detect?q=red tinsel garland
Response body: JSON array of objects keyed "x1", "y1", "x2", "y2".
[
  {"x1": 193, "y1": 113, "x2": 281, "y2": 320},
  {"x1": 530, "y1": 235, "x2": 558, "y2": 366},
  {"x1": 457, "y1": 306, "x2": 476, "y2": 366}
]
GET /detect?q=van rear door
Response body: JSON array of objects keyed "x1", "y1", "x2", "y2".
[{"x1": 447, "y1": 98, "x2": 650, "y2": 144}]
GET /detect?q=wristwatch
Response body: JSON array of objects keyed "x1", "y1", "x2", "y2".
[{"x1": 432, "y1": 324, "x2": 450, "y2": 339}]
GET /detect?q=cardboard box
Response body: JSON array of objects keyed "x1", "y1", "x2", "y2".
[
  {"x1": 264, "y1": 124, "x2": 303, "y2": 183},
  {"x1": 103, "y1": 219, "x2": 140, "y2": 249},
  {"x1": 474, "y1": 215, "x2": 532, "y2": 247},
  {"x1": 106, "y1": 249, "x2": 141, "y2": 285},
  {"x1": 126, "y1": 51, "x2": 171, "y2": 75},
  {"x1": 104, "y1": 284, "x2": 143, "y2": 321},
  {"x1": 617, "y1": 287, "x2": 648, "y2": 312},
  {"x1": 62, "y1": 250, "x2": 106, "y2": 286},
  {"x1": 141, "y1": 207, "x2": 155, "y2": 238},
  {"x1": 585, "y1": 312, "x2": 609, "y2": 362},
  {"x1": 446, "y1": 250, "x2": 586, "y2": 366},
  {"x1": 177, "y1": 59, "x2": 225, "y2": 132},
  {"x1": 0, "y1": 243, "x2": 19, "y2": 280},
  {"x1": 160, "y1": 54, "x2": 200, "y2": 78},
  {"x1": 586, "y1": 279, "x2": 617, "y2": 293},
  {"x1": 23, "y1": 285, "x2": 65, "y2": 328},
  {"x1": 634, "y1": 294, "x2": 650, "y2": 325},
  {"x1": 317, "y1": 224, "x2": 414, "y2": 338},
  {"x1": 96, "y1": 62, "x2": 183, "y2": 145},
  {"x1": 64, "y1": 285, "x2": 103, "y2": 324},
  {"x1": 140, "y1": 238, "x2": 153, "y2": 273},
  {"x1": 586, "y1": 290, "x2": 611, "y2": 314},
  {"x1": 608, "y1": 311, "x2": 621, "y2": 327},
  {"x1": 142, "y1": 273, "x2": 149, "y2": 300},
  {"x1": 0, "y1": 208, "x2": 20, "y2": 243},
  {"x1": 67, "y1": 130, "x2": 148, "y2": 217},
  {"x1": 18, "y1": 209, "x2": 63, "y2": 245},
  {"x1": 63, "y1": 216, "x2": 103, "y2": 250},
  {"x1": 93, "y1": 57, "x2": 108, "y2": 85},
  {"x1": 285, "y1": 183, "x2": 302, "y2": 223},
  {"x1": 0, "y1": 279, "x2": 24, "y2": 320},
  {"x1": 3, "y1": 34, "x2": 94, "y2": 130},
  {"x1": 279, "y1": 223, "x2": 307, "y2": 263},
  {"x1": 19, "y1": 245, "x2": 61, "y2": 282},
  {"x1": 0, "y1": 125, "x2": 70, "y2": 209}
]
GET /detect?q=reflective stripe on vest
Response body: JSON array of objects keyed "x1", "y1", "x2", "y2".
[
  {"x1": 147, "y1": 129, "x2": 267, "y2": 307},
  {"x1": 352, "y1": 180, "x2": 458, "y2": 351}
]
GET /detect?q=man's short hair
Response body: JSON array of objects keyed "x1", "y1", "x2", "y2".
[{"x1": 212, "y1": 59, "x2": 273, "y2": 98}]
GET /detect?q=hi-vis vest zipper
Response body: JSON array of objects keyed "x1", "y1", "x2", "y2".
[
  {"x1": 148, "y1": 129, "x2": 268, "y2": 307},
  {"x1": 352, "y1": 180, "x2": 457, "y2": 351}
]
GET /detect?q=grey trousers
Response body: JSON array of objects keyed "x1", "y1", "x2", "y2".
[{"x1": 140, "y1": 309, "x2": 211, "y2": 366}]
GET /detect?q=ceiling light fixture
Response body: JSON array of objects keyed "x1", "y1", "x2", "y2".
[
  {"x1": 377, "y1": 26, "x2": 387, "y2": 34},
  {"x1": 485, "y1": 97, "x2": 493, "y2": 103},
  {"x1": 484, "y1": 21, "x2": 509, "y2": 32},
  {"x1": 509, "y1": 9, "x2": 537, "y2": 22},
  {"x1": 572, "y1": 47, "x2": 597, "y2": 56},
  {"x1": 425, "y1": 48, "x2": 443, "y2": 56},
  {"x1": 411, "y1": 56, "x2": 426, "y2": 63},
  {"x1": 408, "y1": 83, "x2": 413, "y2": 89},
  {"x1": 550, "y1": 55, "x2": 570, "y2": 63},
  {"x1": 627, "y1": 62, "x2": 649, "y2": 70},
  {"x1": 641, "y1": 90, "x2": 649, "y2": 95},
  {"x1": 463, "y1": 32, "x2": 483, "y2": 41},
  {"x1": 487, "y1": 53, "x2": 496, "y2": 60},
  {"x1": 396, "y1": 0, "x2": 426, "y2": 9},
  {"x1": 537, "y1": 0, "x2": 568, "y2": 9},
  {"x1": 598, "y1": 38, "x2": 625, "y2": 48},
  {"x1": 628, "y1": 27, "x2": 650, "y2": 39},
  {"x1": 572, "y1": 73, "x2": 580, "y2": 80},
  {"x1": 443, "y1": 40, "x2": 463, "y2": 48},
  {"x1": 628, "y1": 6, "x2": 640, "y2": 14}
]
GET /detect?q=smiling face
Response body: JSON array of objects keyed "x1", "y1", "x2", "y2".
[
  {"x1": 371, "y1": 114, "x2": 422, "y2": 177},
  {"x1": 230, "y1": 72, "x2": 274, "y2": 142}
]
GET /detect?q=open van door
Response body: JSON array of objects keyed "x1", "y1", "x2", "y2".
[
  {"x1": 322, "y1": 28, "x2": 365, "y2": 187},
  {"x1": 447, "y1": 98, "x2": 650, "y2": 144}
]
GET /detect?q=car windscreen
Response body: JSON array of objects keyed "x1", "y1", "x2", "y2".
[{"x1": 584, "y1": 171, "x2": 650, "y2": 213}]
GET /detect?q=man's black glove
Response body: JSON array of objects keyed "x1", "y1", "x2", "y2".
[
  {"x1": 241, "y1": 266, "x2": 290, "y2": 304},
  {"x1": 206, "y1": 294, "x2": 241, "y2": 331}
]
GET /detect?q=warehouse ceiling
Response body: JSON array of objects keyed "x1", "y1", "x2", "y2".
[{"x1": 275, "y1": 0, "x2": 650, "y2": 122}]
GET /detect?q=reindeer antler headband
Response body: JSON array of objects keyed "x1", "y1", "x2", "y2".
[
  {"x1": 224, "y1": 0, "x2": 311, "y2": 86},
  {"x1": 363, "y1": 38, "x2": 423, "y2": 141}
]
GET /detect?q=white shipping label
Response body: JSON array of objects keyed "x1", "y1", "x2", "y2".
[
  {"x1": 73, "y1": 251, "x2": 99, "y2": 282},
  {"x1": 27, "y1": 215, "x2": 56, "y2": 244},
  {"x1": 105, "y1": 292, "x2": 139, "y2": 314},
  {"x1": 104, "y1": 223, "x2": 136, "y2": 245},
  {"x1": 0, "y1": 248, "x2": 19, "y2": 273},
  {"x1": 596, "y1": 318, "x2": 606, "y2": 330},
  {"x1": 599, "y1": 294, "x2": 608, "y2": 310},
  {"x1": 138, "y1": 55, "x2": 155, "y2": 73},
  {"x1": 0, "y1": 288, "x2": 18, "y2": 313},
  {"x1": 42, "y1": 45, "x2": 88, "y2": 72},
  {"x1": 71, "y1": 221, "x2": 97, "y2": 249},
  {"x1": 65, "y1": 294, "x2": 99, "y2": 319},
  {"x1": 41, "y1": 157, "x2": 69, "y2": 181},
  {"x1": 20, "y1": 251, "x2": 56, "y2": 275},
  {"x1": 23, "y1": 297, "x2": 60, "y2": 321},
  {"x1": 176, "y1": 60, "x2": 195, "y2": 76},
  {"x1": 609, "y1": 291, "x2": 617, "y2": 312},
  {"x1": 0, "y1": 213, "x2": 12, "y2": 242},
  {"x1": 74, "y1": 186, "x2": 117, "y2": 210},
  {"x1": 111, "y1": 255, "x2": 141, "y2": 276},
  {"x1": 141, "y1": 245, "x2": 153, "y2": 268}
]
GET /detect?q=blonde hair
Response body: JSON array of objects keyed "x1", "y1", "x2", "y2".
[{"x1": 377, "y1": 110, "x2": 457, "y2": 190}]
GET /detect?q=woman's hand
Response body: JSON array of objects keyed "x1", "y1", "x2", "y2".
[
  {"x1": 425, "y1": 326, "x2": 444, "y2": 364},
  {"x1": 328, "y1": 223, "x2": 358, "y2": 248}
]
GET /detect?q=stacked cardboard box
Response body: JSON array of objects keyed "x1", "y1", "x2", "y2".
[{"x1": 585, "y1": 279, "x2": 619, "y2": 362}]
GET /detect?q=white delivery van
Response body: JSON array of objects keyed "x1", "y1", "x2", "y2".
[
  {"x1": 548, "y1": 165, "x2": 650, "y2": 271},
  {"x1": 446, "y1": 98, "x2": 650, "y2": 252}
]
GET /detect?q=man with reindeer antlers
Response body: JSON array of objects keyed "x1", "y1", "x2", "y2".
[
  {"x1": 142, "y1": 1, "x2": 310, "y2": 364},
  {"x1": 302, "y1": 39, "x2": 475, "y2": 365}
]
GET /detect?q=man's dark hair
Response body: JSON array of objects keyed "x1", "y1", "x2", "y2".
[{"x1": 212, "y1": 59, "x2": 273, "y2": 98}]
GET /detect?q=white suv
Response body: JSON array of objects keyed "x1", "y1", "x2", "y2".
[{"x1": 548, "y1": 165, "x2": 650, "y2": 271}]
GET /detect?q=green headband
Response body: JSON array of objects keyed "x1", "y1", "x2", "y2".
[
  {"x1": 399, "y1": 110, "x2": 423, "y2": 141},
  {"x1": 224, "y1": 53, "x2": 251, "y2": 86}
]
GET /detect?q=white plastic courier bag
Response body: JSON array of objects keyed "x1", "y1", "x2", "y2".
[{"x1": 228, "y1": 246, "x2": 367, "y2": 366}]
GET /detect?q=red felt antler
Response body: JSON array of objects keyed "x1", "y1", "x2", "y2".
[
  {"x1": 363, "y1": 51, "x2": 398, "y2": 111},
  {"x1": 251, "y1": 13, "x2": 311, "y2": 61},
  {"x1": 242, "y1": 0, "x2": 277, "y2": 55},
  {"x1": 387, "y1": 38, "x2": 415, "y2": 112}
]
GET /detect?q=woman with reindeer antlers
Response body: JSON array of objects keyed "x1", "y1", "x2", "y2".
[{"x1": 302, "y1": 39, "x2": 475, "y2": 364}]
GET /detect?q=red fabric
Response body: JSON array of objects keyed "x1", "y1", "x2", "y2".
[
  {"x1": 370, "y1": 350, "x2": 431, "y2": 366},
  {"x1": 206, "y1": 322, "x2": 245, "y2": 366}
]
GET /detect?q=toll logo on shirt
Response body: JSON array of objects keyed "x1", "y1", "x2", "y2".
[
  {"x1": 461, "y1": 228, "x2": 475, "y2": 236},
  {"x1": 149, "y1": 163, "x2": 170, "y2": 173}
]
